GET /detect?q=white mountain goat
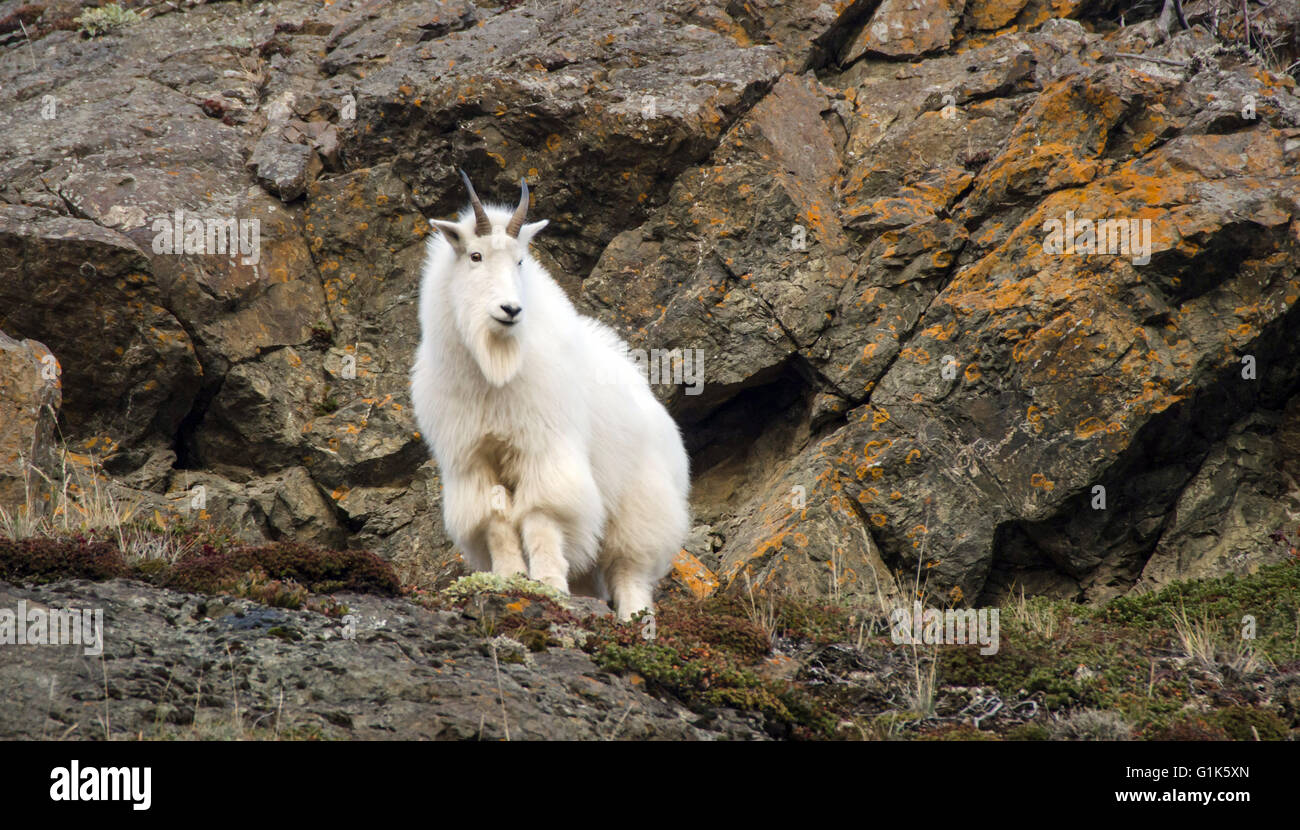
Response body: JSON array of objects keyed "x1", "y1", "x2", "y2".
[{"x1": 410, "y1": 172, "x2": 690, "y2": 620}]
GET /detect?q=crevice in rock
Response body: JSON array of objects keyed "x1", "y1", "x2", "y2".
[
  {"x1": 980, "y1": 291, "x2": 1300, "y2": 602},
  {"x1": 849, "y1": 240, "x2": 971, "y2": 411},
  {"x1": 1077, "y1": 0, "x2": 1166, "y2": 27},
  {"x1": 172, "y1": 376, "x2": 224, "y2": 472},
  {"x1": 691, "y1": 361, "x2": 811, "y2": 522},
  {"x1": 1143, "y1": 219, "x2": 1294, "y2": 306}
]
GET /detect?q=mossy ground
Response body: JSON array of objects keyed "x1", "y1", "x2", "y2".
[
  {"x1": 924, "y1": 559, "x2": 1300, "y2": 740},
  {"x1": 583, "y1": 596, "x2": 838, "y2": 739},
  {"x1": 0, "y1": 517, "x2": 399, "y2": 616},
  {"x1": 2, "y1": 518, "x2": 1296, "y2": 740},
  {"x1": 553, "y1": 560, "x2": 1299, "y2": 741}
]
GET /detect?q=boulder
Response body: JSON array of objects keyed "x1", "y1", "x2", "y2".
[{"x1": 0, "y1": 330, "x2": 61, "y2": 521}]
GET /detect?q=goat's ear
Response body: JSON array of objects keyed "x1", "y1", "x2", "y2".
[
  {"x1": 431, "y1": 220, "x2": 468, "y2": 254},
  {"x1": 517, "y1": 219, "x2": 548, "y2": 247}
]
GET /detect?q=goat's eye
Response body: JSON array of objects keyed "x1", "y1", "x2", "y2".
[
  {"x1": 517, "y1": 259, "x2": 523, "y2": 266},
  {"x1": 470, "y1": 252, "x2": 482, "y2": 262}
]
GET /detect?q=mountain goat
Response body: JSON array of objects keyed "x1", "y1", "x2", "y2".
[{"x1": 410, "y1": 172, "x2": 690, "y2": 620}]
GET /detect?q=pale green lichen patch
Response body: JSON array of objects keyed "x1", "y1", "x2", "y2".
[
  {"x1": 442, "y1": 571, "x2": 569, "y2": 603},
  {"x1": 76, "y1": 4, "x2": 142, "y2": 38},
  {"x1": 487, "y1": 634, "x2": 535, "y2": 666}
]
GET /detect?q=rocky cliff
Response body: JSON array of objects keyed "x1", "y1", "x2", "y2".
[{"x1": 3, "y1": 0, "x2": 1300, "y2": 609}]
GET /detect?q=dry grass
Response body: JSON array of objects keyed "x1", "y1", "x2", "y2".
[
  {"x1": 0, "y1": 437, "x2": 208, "y2": 572},
  {"x1": 1171, "y1": 605, "x2": 1266, "y2": 677},
  {"x1": 119, "y1": 523, "x2": 200, "y2": 568},
  {"x1": 900, "y1": 512, "x2": 939, "y2": 715},
  {"x1": 1049, "y1": 708, "x2": 1132, "y2": 741},
  {"x1": 1006, "y1": 585, "x2": 1059, "y2": 639},
  {"x1": 0, "y1": 446, "x2": 137, "y2": 549},
  {"x1": 903, "y1": 638, "x2": 940, "y2": 716},
  {"x1": 741, "y1": 571, "x2": 777, "y2": 645}
]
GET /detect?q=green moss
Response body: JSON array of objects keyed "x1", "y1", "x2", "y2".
[
  {"x1": 1006, "y1": 723, "x2": 1051, "y2": 741},
  {"x1": 586, "y1": 596, "x2": 836, "y2": 738},
  {"x1": 656, "y1": 596, "x2": 771, "y2": 658},
  {"x1": 938, "y1": 643, "x2": 1098, "y2": 707},
  {"x1": 1210, "y1": 706, "x2": 1288, "y2": 741},
  {"x1": 1104, "y1": 560, "x2": 1300, "y2": 663},
  {"x1": 772, "y1": 596, "x2": 854, "y2": 644},
  {"x1": 917, "y1": 723, "x2": 1000, "y2": 741},
  {"x1": 1140, "y1": 703, "x2": 1290, "y2": 742}
]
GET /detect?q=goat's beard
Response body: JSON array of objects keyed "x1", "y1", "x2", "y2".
[{"x1": 464, "y1": 317, "x2": 523, "y2": 387}]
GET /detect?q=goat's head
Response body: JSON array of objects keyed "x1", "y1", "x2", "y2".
[{"x1": 431, "y1": 171, "x2": 548, "y2": 386}]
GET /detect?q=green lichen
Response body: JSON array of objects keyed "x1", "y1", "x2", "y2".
[
  {"x1": 486, "y1": 634, "x2": 534, "y2": 666},
  {"x1": 76, "y1": 3, "x2": 141, "y2": 38},
  {"x1": 442, "y1": 572, "x2": 568, "y2": 603}
]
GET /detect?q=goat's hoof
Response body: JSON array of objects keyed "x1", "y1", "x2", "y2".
[{"x1": 534, "y1": 576, "x2": 569, "y2": 594}]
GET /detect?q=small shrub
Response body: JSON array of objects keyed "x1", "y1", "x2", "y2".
[
  {"x1": 0, "y1": 535, "x2": 126, "y2": 583},
  {"x1": 585, "y1": 596, "x2": 837, "y2": 738},
  {"x1": 164, "y1": 541, "x2": 401, "y2": 596},
  {"x1": 232, "y1": 568, "x2": 309, "y2": 610}
]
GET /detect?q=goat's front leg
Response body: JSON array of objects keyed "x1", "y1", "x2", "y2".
[
  {"x1": 521, "y1": 512, "x2": 568, "y2": 593},
  {"x1": 604, "y1": 558, "x2": 654, "y2": 622},
  {"x1": 485, "y1": 515, "x2": 527, "y2": 577}
]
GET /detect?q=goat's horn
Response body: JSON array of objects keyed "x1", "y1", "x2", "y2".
[
  {"x1": 506, "y1": 179, "x2": 529, "y2": 238},
  {"x1": 459, "y1": 169, "x2": 492, "y2": 236}
]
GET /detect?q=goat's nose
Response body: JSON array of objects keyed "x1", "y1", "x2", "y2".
[{"x1": 500, "y1": 303, "x2": 522, "y2": 318}]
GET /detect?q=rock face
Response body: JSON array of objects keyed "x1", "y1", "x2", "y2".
[
  {"x1": 0, "y1": 578, "x2": 763, "y2": 740},
  {"x1": 1, "y1": 0, "x2": 1299, "y2": 606},
  {"x1": 842, "y1": 0, "x2": 967, "y2": 61},
  {"x1": 1137, "y1": 398, "x2": 1300, "y2": 591},
  {"x1": 0, "y1": 208, "x2": 201, "y2": 453}
]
